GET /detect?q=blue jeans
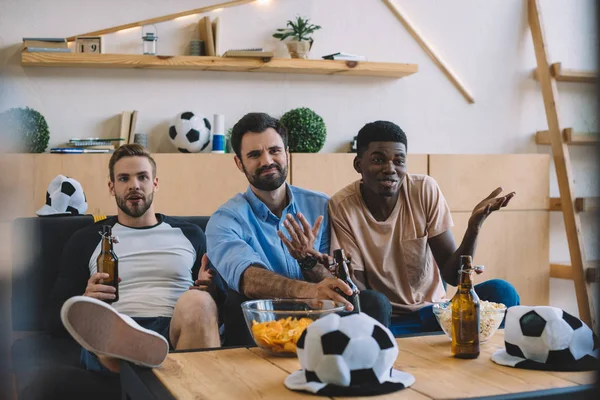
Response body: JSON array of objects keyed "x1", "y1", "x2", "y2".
[
  {"x1": 389, "y1": 279, "x2": 520, "y2": 336},
  {"x1": 80, "y1": 316, "x2": 172, "y2": 374}
]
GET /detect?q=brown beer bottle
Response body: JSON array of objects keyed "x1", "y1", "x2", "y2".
[
  {"x1": 97, "y1": 225, "x2": 119, "y2": 303},
  {"x1": 451, "y1": 255, "x2": 480, "y2": 359},
  {"x1": 332, "y1": 249, "x2": 361, "y2": 313}
]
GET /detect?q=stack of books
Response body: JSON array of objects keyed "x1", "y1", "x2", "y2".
[
  {"x1": 51, "y1": 138, "x2": 124, "y2": 154},
  {"x1": 223, "y1": 48, "x2": 273, "y2": 59},
  {"x1": 22, "y1": 38, "x2": 71, "y2": 53},
  {"x1": 322, "y1": 52, "x2": 367, "y2": 61}
]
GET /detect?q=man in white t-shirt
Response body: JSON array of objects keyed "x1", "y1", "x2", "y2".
[{"x1": 48, "y1": 144, "x2": 224, "y2": 374}]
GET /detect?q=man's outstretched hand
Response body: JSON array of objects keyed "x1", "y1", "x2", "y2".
[
  {"x1": 190, "y1": 254, "x2": 214, "y2": 292},
  {"x1": 468, "y1": 187, "x2": 515, "y2": 232}
]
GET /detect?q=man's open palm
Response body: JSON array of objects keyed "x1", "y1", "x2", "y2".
[{"x1": 468, "y1": 187, "x2": 515, "y2": 231}]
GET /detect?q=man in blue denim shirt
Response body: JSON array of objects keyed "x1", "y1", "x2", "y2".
[{"x1": 206, "y1": 113, "x2": 391, "y2": 345}]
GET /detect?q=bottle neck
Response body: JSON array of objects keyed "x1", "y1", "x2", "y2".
[
  {"x1": 101, "y1": 236, "x2": 112, "y2": 253},
  {"x1": 458, "y1": 270, "x2": 474, "y2": 289}
]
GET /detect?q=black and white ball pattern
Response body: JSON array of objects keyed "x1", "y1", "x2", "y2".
[
  {"x1": 495, "y1": 306, "x2": 599, "y2": 370},
  {"x1": 297, "y1": 313, "x2": 398, "y2": 387},
  {"x1": 168, "y1": 111, "x2": 211, "y2": 153},
  {"x1": 37, "y1": 175, "x2": 88, "y2": 216}
]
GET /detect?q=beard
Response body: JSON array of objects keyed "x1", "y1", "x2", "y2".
[
  {"x1": 115, "y1": 191, "x2": 154, "y2": 218},
  {"x1": 243, "y1": 161, "x2": 288, "y2": 191}
]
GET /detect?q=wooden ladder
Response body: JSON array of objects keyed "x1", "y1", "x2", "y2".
[{"x1": 528, "y1": 0, "x2": 598, "y2": 331}]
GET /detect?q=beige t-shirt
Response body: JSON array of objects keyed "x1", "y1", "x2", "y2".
[{"x1": 329, "y1": 174, "x2": 453, "y2": 314}]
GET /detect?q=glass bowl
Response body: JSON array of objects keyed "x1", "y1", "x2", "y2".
[
  {"x1": 432, "y1": 300, "x2": 507, "y2": 343},
  {"x1": 242, "y1": 299, "x2": 345, "y2": 356}
]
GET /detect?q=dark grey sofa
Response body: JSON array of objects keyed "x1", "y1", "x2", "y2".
[{"x1": 11, "y1": 215, "x2": 211, "y2": 400}]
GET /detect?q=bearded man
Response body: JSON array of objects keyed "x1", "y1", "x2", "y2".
[
  {"x1": 205, "y1": 113, "x2": 391, "y2": 346},
  {"x1": 47, "y1": 144, "x2": 224, "y2": 374}
]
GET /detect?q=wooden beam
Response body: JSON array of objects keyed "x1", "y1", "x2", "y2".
[
  {"x1": 66, "y1": 0, "x2": 255, "y2": 41},
  {"x1": 529, "y1": 0, "x2": 596, "y2": 329},
  {"x1": 381, "y1": 0, "x2": 475, "y2": 104},
  {"x1": 548, "y1": 197, "x2": 562, "y2": 211},
  {"x1": 548, "y1": 197, "x2": 599, "y2": 212},
  {"x1": 551, "y1": 62, "x2": 597, "y2": 83},
  {"x1": 550, "y1": 262, "x2": 598, "y2": 283},
  {"x1": 535, "y1": 128, "x2": 599, "y2": 145},
  {"x1": 575, "y1": 197, "x2": 600, "y2": 212},
  {"x1": 550, "y1": 263, "x2": 573, "y2": 280}
]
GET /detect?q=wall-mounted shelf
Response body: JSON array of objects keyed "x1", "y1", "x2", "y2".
[{"x1": 21, "y1": 52, "x2": 418, "y2": 78}]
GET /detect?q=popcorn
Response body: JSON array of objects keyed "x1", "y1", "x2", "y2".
[{"x1": 436, "y1": 300, "x2": 506, "y2": 342}]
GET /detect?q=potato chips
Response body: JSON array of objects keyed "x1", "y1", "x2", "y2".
[{"x1": 251, "y1": 317, "x2": 314, "y2": 354}]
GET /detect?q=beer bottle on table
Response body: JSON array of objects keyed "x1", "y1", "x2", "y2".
[
  {"x1": 332, "y1": 249, "x2": 361, "y2": 313},
  {"x1": 97, "y1": 225, "x2": 119, "y2": 303},
  {"x1": 451, "y1": 255, "x2": 480, "y2": 359}
]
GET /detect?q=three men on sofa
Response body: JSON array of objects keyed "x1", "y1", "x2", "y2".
[{"x1": 56, "y1": 114, "x2": 520, "y2": 371}]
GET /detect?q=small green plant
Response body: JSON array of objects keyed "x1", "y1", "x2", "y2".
[
  {"x1": 0, "y1": 106, "x2": 50, "y2": 153},
  {"x1": 280, "y1": 107, "x2": 326, "y2": 153},
  {"x1": 273, "y1": 16, "x2": 321, "y2": 45}
]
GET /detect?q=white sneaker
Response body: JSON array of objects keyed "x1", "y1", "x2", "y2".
[{"x1": 61, "y1": 296, "x2": 169, "y2": 368}]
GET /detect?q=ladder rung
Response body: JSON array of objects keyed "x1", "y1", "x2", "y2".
[
  {"x1": 548, "y1": 197, "x2": 600, "y2": 212},
  {"x1": 534, "y1": 62, "x2": 597, "y2": 83},
  {"x1": 551, "y1": 62, "x2": 597, "y2": 83},
  {"x1": 535, "y1": 128, "x2": 599, "y2": 145},
  {"x1": 550, "y1": 262, "x2": 599, "y2": 283}
]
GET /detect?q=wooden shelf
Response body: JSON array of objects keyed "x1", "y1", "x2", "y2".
[
  {"x1": 535, "y1": 128, "x2": 598, "y2": 145},
  {"x1": 549, "y1": 197, "x2": 599, "y2": 212},
  {"x1": 533, "y1": 62, "x2": 597, "y2": 83},
  {"x1": 21, "y1": 52, "x2": 418, "y2": 78}
]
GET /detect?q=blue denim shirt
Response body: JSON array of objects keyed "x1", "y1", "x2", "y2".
[{"x1": 206, "y1": 184, "x2": 330, "y2": 292}]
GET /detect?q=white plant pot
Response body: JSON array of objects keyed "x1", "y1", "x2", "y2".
[{"x1": 286, "y1": 41, "x2": 311, "y2": 59}]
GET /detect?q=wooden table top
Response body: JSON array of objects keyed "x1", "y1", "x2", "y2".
[{"x1": 151, "y1": 331, "x2": 595, "y2": 399}]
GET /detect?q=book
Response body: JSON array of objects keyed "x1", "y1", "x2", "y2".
[
  {"x1": 212, "y1": 17, "x2": 220, "y2": 56},
  {"x1": 22, "y1": 39, "x2": 68, "y2": 50},
  {"x1": 26, "y1": 47, "x2": 72, "y2": 53},
  {"x1": 128, "y1": 110, "x2": 138, "y2": 144},
  {"x1": 223, "y1": 50, "x2": 273, "y2": 59},
  {"x1": 69, "y1": 141, "x2": 114, "y2": 147},
  {"x1": 322, "y1": 52, "x2": 367, "y2": 61},
  {"x1": 119, "y1": 111, "x2": 132, "y2": 147},
  {"x1": 69, "y1": 137, "x2": 125, "y2": 142},
  {"x1": 66, "y1": 143, "x2": 115, "y2": 150},
  {"x1": 199, "y1": 16, "x2": 215, "y2": 57},
  {"x1": 51, "y1": 148, "x2": 112, "y2": 154},
  {"x1": 23, "y1": 37, "x2": 67, "y2": 42}
]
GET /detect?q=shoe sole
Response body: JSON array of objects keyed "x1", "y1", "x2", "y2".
[{"x1": 66, "y1": 301, "x2": 168, "y2": 367}]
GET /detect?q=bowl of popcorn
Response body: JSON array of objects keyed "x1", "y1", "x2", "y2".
[
  {"x1": 432, "y1": 300, "x2": 507, "y2": 342},
  {"x1": 242, "y1": 299, "x2": 346, "y2": 356}
]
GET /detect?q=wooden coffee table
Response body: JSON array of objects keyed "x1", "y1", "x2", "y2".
[{"x1": 120, "y1": 331, "x2": 596, "y2": 399}]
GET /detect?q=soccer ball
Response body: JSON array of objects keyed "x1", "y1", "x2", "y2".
[
  {"x1": 504, "y1": 306, "x2": 596, "y2": 364},
  {"x1": 36, "y1": 175, "x2": 88, "y2": 216},
  {"x1": 296, "y1": 313, "x2": 397, "y2": 387},
  {"x1": 168, "y1": 111, "x2": 211, "y2": 153}
]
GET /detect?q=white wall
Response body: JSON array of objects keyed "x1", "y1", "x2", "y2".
[{"x1": 0, "y1": 0, "x2": 598, "y2": 315}]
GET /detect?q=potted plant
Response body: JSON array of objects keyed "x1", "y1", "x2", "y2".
[
  {"x1": 0, "y1": 106, "x2": 50, "y2": 153},
  {"x1": 273, "y1": 16, "x2": 321, "y2": 59},
  {"x1": 280, "y1": 107, "x2": 326, "y2": 153}
]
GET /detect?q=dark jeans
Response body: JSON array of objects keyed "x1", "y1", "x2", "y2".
[
  {"x1": 389, "y1": 279, "x2": 520, "y2": 336},
  {"x1": 223, "y1": 289, "x2": 392, "y2": 346}
]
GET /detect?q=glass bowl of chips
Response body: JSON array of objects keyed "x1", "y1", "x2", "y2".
[
  {"x1": 242, "y1": 299, "x2": 345, "y2": 356},
  {"x1": 432, "y1": 300, "x2": 507, "y2": 343}
]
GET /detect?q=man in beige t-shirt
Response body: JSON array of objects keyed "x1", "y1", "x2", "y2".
[{"x1": 329, "y1": 121, "x2": 520, "y2": 335}]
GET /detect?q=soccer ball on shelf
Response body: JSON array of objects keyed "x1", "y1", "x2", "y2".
[{"x1": 168, "y1": 111, "x2": 211, "y2": 153}]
